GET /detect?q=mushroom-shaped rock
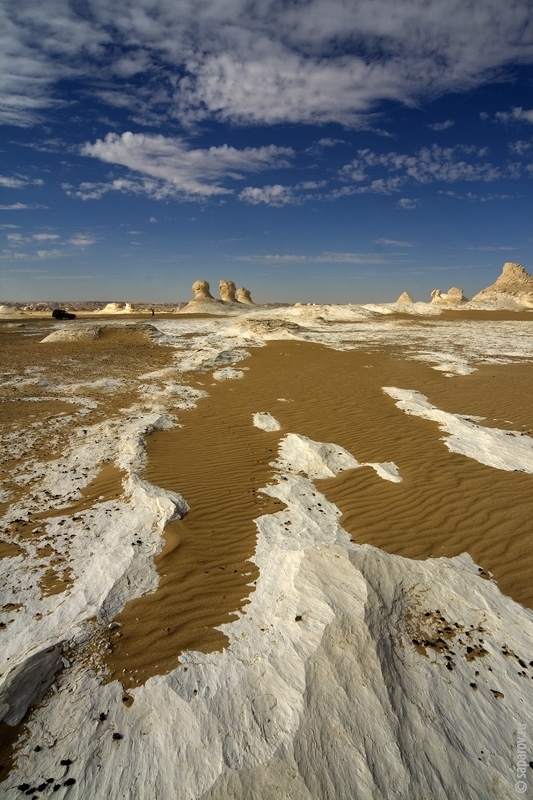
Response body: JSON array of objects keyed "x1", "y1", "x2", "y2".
[
  {"x1": 219, "y1": 279, "x2": 237, "y2": 303},
  {"x1": 192, "y1": 280, "x2": 215, "y2": 300},
  {"x1": 397, "y1": 291, "x2": 413, "y2": 304},
  {"x1": 178, "y1": 279, "x2": 240, "y2": 314},
  {"x1": 236, "y1": 287, "x2": 255, "y2": 305}
]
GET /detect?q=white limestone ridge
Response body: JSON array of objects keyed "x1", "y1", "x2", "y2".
[
  {"x1": 472, "y1": 262, "x2": 533, "y2": 305},
  {"x1": 431, "y1": 287, "x2": 468, "y2": 305}
]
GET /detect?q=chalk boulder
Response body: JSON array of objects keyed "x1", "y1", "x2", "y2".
[
  {"x1": 236, "y1": 287, "x2": 255, "y2": 305},
  {"x1": 472, "y1": 263, "x2": 533, "y2": 306},
  {"x1": 431, "y1": 287, "x2": 468, "y2": 305}
]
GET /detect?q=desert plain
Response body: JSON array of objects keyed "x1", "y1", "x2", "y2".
[{"x1": 1, "y1": 280, "x2": 533, "y2": 798}]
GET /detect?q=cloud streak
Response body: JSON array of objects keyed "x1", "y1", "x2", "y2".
[{"x1": 77, "y1": 132, "x2": 293, "y2": 199}]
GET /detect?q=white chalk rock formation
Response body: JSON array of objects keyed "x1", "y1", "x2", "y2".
[
  {"x1": 237, "y1": 287, "x2": 255, "y2": 305},
  {"x1": 397, "y1": 291, "x2": 413, "y2": 304},
  {"x1": 472, "y1": 263, "x2": 533, "y2": 306},
  {"x1": 219, "y1": 279, "x2": 238, "y2": 303},
  {"x1": 100, "y1": 302, "x2": 134, "y2": 314},
  {"x1": 431, "y1": 287, "x2": 468, "y2": 305},
  {"x1": 193, "y1": 279, "x2": 215, "y2": 300},
  {"x1": 0, "y1": 304, "x2": 19, "y2": 317},
  {"x1": 178, "y1": 280, "x2": 239, "y2": 315}
]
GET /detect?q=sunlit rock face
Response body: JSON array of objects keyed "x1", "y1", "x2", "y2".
[
  {"x1": 397, "y1": 291, "x2": 413, "y2": 303},
  {"x1": 192, "y1": 280, "x2": 215, "y2": 300},
  {"x1": 100, "y1": 302, "x2": 134, "y2": 314},
  {"x1": 473, "y1": 262, "x2": 533, "y2": 303},
  {"x1": 431, "y1": 287, "x2": 467, "y2": 305},
  {"x1": 237, "y1": 287, "x2": 255, "y2": 304},
  {"x1": 219, "y1": 279, "x2": 238, "y2": 303}
]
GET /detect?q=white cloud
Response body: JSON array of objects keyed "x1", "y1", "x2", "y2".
[
  {"x1": 36, "y1": 249, "x2": 61, "y2": 258},
  {"x1": 149, "y1": 216, "x2": 157, "y2": 223},
  {"x1": 495, "y1": 107, "x2": 533, "y2": 124},
  {"x1": 68, "y1": 234, "x2": 97, "y2": 247},
  {"x1": 397, "y1": 198, "x2": 418, "y2": 210},
  {"x1": 374, "y1": 238, "x2": 417, "y2": 247},
  {"x1": 0, "y1": 202, "x2": 46, "y2": 210},
  {"x1": 467, "y1": 245, "x2": 518, "y2": 251},
  {"x1": 427, "y1": 120, "x2": 455, "y2": 131},
  {"x1": 438, "y1": 190, "x2": 513, "y2": 202},
  {"x1": 234, "y1": 251, "x2": 388, "y2": 265},
  {"x1": 7, "y1": 233, "x2": 24, "y2": 244},
  {"x1": 2, "y1": 1, "x2": 533, "y2": 128},
  {"x1": 32, "y1": 233, "x2": 59, "y2": 241},
  {"x1": 239, "y1": 185, "x2": 296, "y2": 206},
  {"x1": 79, "y1": 132, "x2": 293, "y2": 199},
  {"x1": 508, "y1": 140, "x2": 533, "y2": 155},
  {"x1": 338, "y1": 145, "x2": 502, "y2": 194}
]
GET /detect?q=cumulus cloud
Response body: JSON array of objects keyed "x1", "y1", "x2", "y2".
[
  {"x1": 0, "y1": 175, "x2": 28, "y2": 188},
  {"x1": 239, "y1": 185, "x2": 297, "y2": 206},
  {"x1": 338, "y1": 145, "x2": 502, "y2": 196},
  {"x1": 2, "y1": 1, "x2": 533, "y2": 128},
  {"x1": 36, "y1": 249, "x2": 61, "y2": 258},
  {"x1": 495, "y1": 107, "x2": 533, "y2": 124},
  {"x1": 397, "y1": 198, "x2": 419, "y2": 209},
  {"x1": 79, "y1": 132, "x2": 293, "y2": 199}
]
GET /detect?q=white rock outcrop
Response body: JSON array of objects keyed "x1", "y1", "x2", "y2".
[
  {"x1": 219, "y1": 279, "x2": 238, "y2": 303},
  {"x1": 397, "y1": 291, "x2": 413, "y2": 303},
  {"x1": 472, "y1": 262, "x2": 533, "y2": 306},
  {"x1": 236, "y1": 287, "x2": 255, "y2": 304},
  {"x1": 0, "y1": 304, "x2": 19, "y2": 317},
  {"x1": 178, "y1": 280, "x2": 249, "y2": 315},
  {"x1": 431, "y1": 287, "x2": 468, "y2": 305},
  {"x1": 100, "y1": 302, "x2": 135, "y2": 314}
]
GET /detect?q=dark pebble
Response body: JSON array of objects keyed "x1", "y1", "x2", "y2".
[
  {"x1": 38, "y1": 785, "x2": 47, "y2": 791},
  {"x1": 112, "y1": 733, "x2": 123, "y2": 740},
  {"x1": 60, "y1": 759, "x2": 72, "y2": 766},
  {"x1": 34, "y1": 746, "x2": 42, "y2": 752},
  {"x1": 17, "y1": 785, "x2": 30, "y2": 792},
  {"x1": 445, "y1": 662, "x2": 453, "y2": 671},
  {"x1": 53, "y1": 786, "x2": 61, "y2": 792},
  {"x1": 64, "y1": 778, "x2": 76, "y2": 786},
  {"x1": 99, "y1": 712, "x2": 107, "y2": 721},
  {"x1": 294, "y1": 615, "x2": 302, "y2": 622}
]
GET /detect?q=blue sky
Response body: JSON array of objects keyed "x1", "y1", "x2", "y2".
[{"x1": 1, "y1": 0, "x2": 533, "y2": 304}]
